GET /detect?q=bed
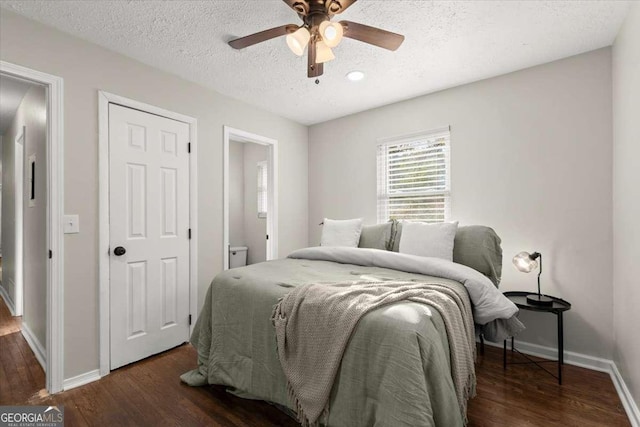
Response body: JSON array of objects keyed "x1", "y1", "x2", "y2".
[{"x1": 182, "y1": 229, "x2": 524, "y2": 427}]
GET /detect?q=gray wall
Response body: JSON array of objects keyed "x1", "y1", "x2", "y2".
[
  {"x1": 1, "y1": 84, "x2": 47, "y2": 348},
  {"x1": 309, "y1": 48, "x2": 613, "y2": 359},
  {"x1": 228, "y1": 140, "x2": 245, "y2": 248},
  {"x1": 243, "y1": 143, "x2": 268, "y2": 265},
  {"x1": 0, "y1": 10, "x2": 309, "y2": 379},
  {"x1": 613, "y1": 2, "x2": 640, "y2": 410}
]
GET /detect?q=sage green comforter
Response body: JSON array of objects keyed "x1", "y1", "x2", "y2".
[{"x1": 182, "y1": 258, "x2": 467, "y2": 427}]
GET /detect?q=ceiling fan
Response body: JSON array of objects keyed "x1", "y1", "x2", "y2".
[{"x1": 228, "y1": 0, "x2": 405, "y2": 79}]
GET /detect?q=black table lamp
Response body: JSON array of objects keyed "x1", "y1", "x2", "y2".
[{"x1": 512, "y1": 251, "x2": 553, "y2": 306}]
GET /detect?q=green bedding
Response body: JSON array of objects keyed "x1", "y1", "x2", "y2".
[{"x1": 182, "y1": 258, "x2": 467, "y2": 427}]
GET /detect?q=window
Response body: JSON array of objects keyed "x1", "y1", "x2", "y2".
[
  {"x1": 377, "y1": 128, "x2": 450, "y2": 223},
  {"x1": 257, "y1": 160, "x2": 268, "y2": 218}
]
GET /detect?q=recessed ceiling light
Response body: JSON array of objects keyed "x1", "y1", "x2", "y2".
[{"x1": 346, "y1": 71, "x2": 365, "y2": 82}]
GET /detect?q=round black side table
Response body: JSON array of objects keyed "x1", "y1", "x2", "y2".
[{"x1": 503, "y1": 291, "x2": 571, "y2": 384}]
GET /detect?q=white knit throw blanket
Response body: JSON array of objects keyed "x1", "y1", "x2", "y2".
[{"x1": 272, "y1": 280, "x2": 477, "y2": 426}]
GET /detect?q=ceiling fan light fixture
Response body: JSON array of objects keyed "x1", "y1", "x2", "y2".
[
  {"x1": 315, "y1": 40, "x2": 335, "y2": 63},
  {"x1": 319, "y1": 20, "x2": 344, "y2": 48},
  {"x1": 227, "y1": 1, "x2": 406, "y2": 79},
  {"x1": 286, "y1": 27, "x2": 310, "y2": 56}
]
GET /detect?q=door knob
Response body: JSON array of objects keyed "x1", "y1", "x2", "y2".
[{"x1": 113, "y1": 246, "x2": 126, "y2": 256}]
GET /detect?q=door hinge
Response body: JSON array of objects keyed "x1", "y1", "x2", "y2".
[
  {"x1": 188, "y1": 228, "x2": 192, "y2": 239},
  {"x1": 188, "y1": 142, "x2": 191, "y2": 153},
  {"x1": 49, "y1": 250, "x2": 53, "y2": 259},
  {"x1": 189, "y1": 314, "x2": 192, "y2": 325}
]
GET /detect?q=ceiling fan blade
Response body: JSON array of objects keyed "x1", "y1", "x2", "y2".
[
  {"x1": 340, "y1": 20, "x2": 405, "y2": 51},
  {"x1": 229, "y1": 24, "x2": 298, "y2": 49},
  {"x1": 282, "y1": 0, "x2": 309, "y2": 16},
  {"x1": 326, "y1": 0, "x2": 357, "y2": 15},
  {"x1": 308, "y1": 41, "x2": 324, "y2": 78}
]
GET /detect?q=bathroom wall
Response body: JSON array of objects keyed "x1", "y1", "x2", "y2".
[{"x1": 243, "y1": 143, "x2": 268, "y2": 265}]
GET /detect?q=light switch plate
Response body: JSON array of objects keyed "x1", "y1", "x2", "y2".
[{"x1": 64, "y1": 215, "x2": 79, "y2": 234}]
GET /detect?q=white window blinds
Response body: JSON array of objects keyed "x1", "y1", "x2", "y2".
[
  {"x1": 377, "y1": 128, "x2": 451, "y2": 223},
  {"x1": 257, "y1": 161, "x2": 268, "y2": 218}
]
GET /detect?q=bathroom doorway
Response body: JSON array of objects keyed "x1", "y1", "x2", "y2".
[{"x1": 223, "y1": 127, "x2": 278, "y2": 270}]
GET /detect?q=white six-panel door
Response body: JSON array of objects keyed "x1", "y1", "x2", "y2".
[{"x1": 109, "y1": 104, "x2": 190, "y2": 370}]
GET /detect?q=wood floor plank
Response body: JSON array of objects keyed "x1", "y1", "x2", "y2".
[
  {"x1": 1, "y1": 332, "x2": 35, "y2": 403},
  {"x1": 0, "y1": 355, "x2": 13, "y2": 402},
  {"x1": 14, "y1": 329, "x2": 46, "y2": 391},
  {"x1": 0, "y1": 295, "x2": 21, "y2": 335},
  {"x1": 105, "y1": 370, "x2": 169, "y2": 426}
]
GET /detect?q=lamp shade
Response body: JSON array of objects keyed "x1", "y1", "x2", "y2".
[
  {"x1": 513, "y1": 251, "x2": 539, "y2": 273},
  {"x1": 286, "y1": 27, "x2": 310, "y2": 56},
  {"x1": 319, "y1": 20, "x2": 344, "y2": 48},
  {"x1": 315, "y1": 40, "x2": 335, "y2": 63}
]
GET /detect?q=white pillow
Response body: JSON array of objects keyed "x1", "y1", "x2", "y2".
[
  {"x1": 399, "y1": 221, "x2": 459, "y2": 261},
  {"x1": 321, "y1": 218, "x2": 364, "y2": 247}
]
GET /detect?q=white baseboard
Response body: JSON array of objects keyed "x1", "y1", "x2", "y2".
[
  {"x1": 0, "y1": 282, "x2": 16, "y2": 316},
  {"x1": 611, "y1": 363, "x2": 640, "y2": 427},
  {"x1": 63, "y1": 369, "x2": 101, "y2": 391},
  {"x1": 483, "y1": 339, "x2": 639, "y2": 426},
  {"x1": 485, "y1": 339, "x2": 613, "y2": 373},
  {"x1": 21, "y1": 321, "x2": 46, "y2": 371}
]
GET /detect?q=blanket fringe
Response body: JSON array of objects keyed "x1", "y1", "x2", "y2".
[
  {"x1": 461, "y1": 371, "x2": 477, "y2": 425},
  {"x1": 276, "y1": 300, "x2": 329, "y2": 426},
  {"x1": 287, "y1": 381, "x2": 328, "y2": 427}
]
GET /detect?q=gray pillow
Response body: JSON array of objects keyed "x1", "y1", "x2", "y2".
[
  {"x1": 391, "y1": 221, "x2": 503, "y2": 287},
  {"x1": 453, "y1": 225, "x2": 503, "y2": 287},
  {"x1": 358, "y1": 223, "x2": 393, "y2": 250}
]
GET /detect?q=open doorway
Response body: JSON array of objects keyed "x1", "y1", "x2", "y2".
[
  {"x1": 223, "y1": 126, "x2": 278, "y2": 270},
  {"x1": 228, "y1": 139, "x2": 268, "y2": 266},
  {"x1": 0, "y1": 73, "x2": 48, "y2": 395},
  {"x1": 0, "y1": 61, "x2": 64, "y2": 395}
]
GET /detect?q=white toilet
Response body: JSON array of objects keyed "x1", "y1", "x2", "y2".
[{"x1": 229, "y1": 246, "x2": 248, "y2": 268}]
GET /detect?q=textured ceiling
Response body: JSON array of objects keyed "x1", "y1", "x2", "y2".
[
  {"x1": 0, "y1": 1, "x2": 631, "y2": 125},
  {"x1": 0, "y1": 74, "x2": 33, "y2": 134}
]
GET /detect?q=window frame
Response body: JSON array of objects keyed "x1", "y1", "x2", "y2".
[
  {"x1": 376, "y1": 127, "x2": 451, "y2": 224},
  {"x1": 257, "y1": 160, "x2": 268, "y2": 218}
]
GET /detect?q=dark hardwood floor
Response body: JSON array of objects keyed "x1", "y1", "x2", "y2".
[
  {"x1": 468, "y1": 346, "x2": 629, "y2": 426},
  {"x1": 0, "y1": 295, "x2": 47, "y2": 405},
  {"x1": 0, "y1": 294, "x2": 630, "y2": 426}
]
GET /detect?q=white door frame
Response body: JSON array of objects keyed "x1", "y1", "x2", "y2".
[
  {"x1": 98, "y1": 91, "x2": 198, "y2": 377},
  {"x1": 0, "y1": 60, "x2": 65, "y2": 394},
  {"x1": 14, "y1": 128, "x2": 24, "y2": 316},
  {"x1": 223, "y1": 126, "x2": 278, "y2": 270}
]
